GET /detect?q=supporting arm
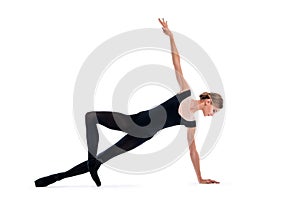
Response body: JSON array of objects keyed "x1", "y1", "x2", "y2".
[{"x1": 187, "y1": 127, "x2": 220, "y2": 184}]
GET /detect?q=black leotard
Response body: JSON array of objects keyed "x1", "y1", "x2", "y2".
[
  {"x1": 130, "y1": 89, "x2": 196, "y2": 133},
  {"x1": 96, "y1": 89, "x2": 196, "y2": 140},
  {"x1": 34, "y1": 89, "x2": 197, "y2": 187},
  {"x1": 89, "y1": 89, "x2": 197, "y2": 163}
]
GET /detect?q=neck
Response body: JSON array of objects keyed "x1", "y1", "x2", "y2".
[{"x1": 191, "y1": 99, "x2": 204, "y2": 112}]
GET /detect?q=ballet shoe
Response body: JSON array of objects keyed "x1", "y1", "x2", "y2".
[
  {"x1": 35, "y1": 173, "x2": 64, "y2": 187},
  {"x1": 88, "y1": 153, "x2": 102, "y2": 187}
]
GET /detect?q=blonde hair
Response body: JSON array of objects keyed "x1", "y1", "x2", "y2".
[{"x1": 199, "y1": 92, "x2": 223, "y2": 109}]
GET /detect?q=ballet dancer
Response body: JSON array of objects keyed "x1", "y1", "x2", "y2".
[{"x1": 34, "y1": 18, "x2": 223, "y2": 187}]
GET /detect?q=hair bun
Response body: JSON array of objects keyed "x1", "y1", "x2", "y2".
[
  {"x1": 199, "y1": 92, "x2": 211, "y2": 100},
  {"x1": 199, "y1": 92, "x2": 224, "y2": 109}
]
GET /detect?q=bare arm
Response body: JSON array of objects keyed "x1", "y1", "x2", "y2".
[
  {"x1": 187, "y1": 127, "x2": 220, "y2": 184},
  {"x1": 158, "y1": 18, "x2": 190, "y2": 92}
]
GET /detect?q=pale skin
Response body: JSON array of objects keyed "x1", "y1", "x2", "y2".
[{"x1": 159, "y1": 18, "x2": 220, "y2": 184}]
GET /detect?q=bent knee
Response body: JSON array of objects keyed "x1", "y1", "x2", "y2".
[{"x1": 85, "y1": 111, "x2": 97, "y2": 122}]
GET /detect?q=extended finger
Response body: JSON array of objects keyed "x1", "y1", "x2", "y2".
[
  {"x1": 159, "y1": 18, "x2": 167, "y2": 27},
  {"x1": 205, "y1": 179, "x2": 214, "y2": 184},
  {"x1": 158, "y1": 18, "x2": 163, "y2": 25},
  {"x1": 210, "y1": 179, "x2": 220, "y2": 184}
]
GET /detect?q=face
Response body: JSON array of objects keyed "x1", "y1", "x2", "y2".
[{"x1": 202, "y1": 99, "x2": 220, "y2": 117}]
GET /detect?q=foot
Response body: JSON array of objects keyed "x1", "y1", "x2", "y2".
[
  {"x1": 87, "y1": 157, "x2": 102, "y2": 187},
  {"x1": 35, "y1": 173, "x2": 64, "y2": 187}
]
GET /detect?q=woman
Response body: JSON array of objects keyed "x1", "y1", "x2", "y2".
[{"x1": 35, "y1": 18, "x2": 223, "y2": 187}]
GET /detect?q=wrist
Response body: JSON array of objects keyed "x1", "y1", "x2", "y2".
[{"x1": 197, "y1": 176, "x2": 203, "y2": 182}]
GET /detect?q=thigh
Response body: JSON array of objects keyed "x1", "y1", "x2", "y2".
[
  {"x1": 95, "y1": 111, "x2": 133, "y2": 132},
  {"x1": 115, "y1": 134, "x2": 153, "y2": 151}
]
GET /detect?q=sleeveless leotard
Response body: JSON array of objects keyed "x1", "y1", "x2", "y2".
[
  {"x1": 34, "y1": 90, "x2": 198, "y2": 187},
  {"x1": 128, "y1": 89, "x2": 196, "y2": 137}
]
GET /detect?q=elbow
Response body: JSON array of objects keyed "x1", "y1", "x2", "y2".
[
  {"x1": 189, "y1": 147, "x2": 198, "y2": 156},
  {"x1": 173, "y1": 62, "x2": 181, "y2": 70}
]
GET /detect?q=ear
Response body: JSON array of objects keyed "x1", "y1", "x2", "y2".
[{"x1": 204, "y1": 99, "x2": 212, "y2": 105}]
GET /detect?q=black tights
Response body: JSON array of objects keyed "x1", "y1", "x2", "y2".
[{"x1": 35, "y1": 111, "x2": 153, "y2": 187}]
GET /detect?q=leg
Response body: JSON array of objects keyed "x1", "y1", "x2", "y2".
[
  {"x1": 85, "y1": 111, "x2": 123, "y2": 157},
  {"x1": 85, "y1": 111, "x2": 132, "y2": 157},
  {"x1": 35, "y1": 111, "x2": 138, "y2": 187},
  {"x1": 84, "y1": 134, "x2": 152, "y2": 186},
  {"x1": 35, "y1": 160, "x2": 89, "y2": 187},
  {"x1": 97, "y1": 134, "x2": 153, "y2": 164},
  {"x1": 85, "y1": 111, "x2": 132, "y2": 186},
  {"x1": 35, "y1": 132, "x2": 152, "y2": 187}
]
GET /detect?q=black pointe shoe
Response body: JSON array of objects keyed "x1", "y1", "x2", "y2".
[
  {"x1": 35, "y1": 173, "x2": 64, "y2": 187},
  {"x1": 87, "y1": 154, "x2": 102, "y2": 187}
]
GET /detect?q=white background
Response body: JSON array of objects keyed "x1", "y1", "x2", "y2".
[{"x1": 1, "y1": 0, "x2": 300, "y2": 199}]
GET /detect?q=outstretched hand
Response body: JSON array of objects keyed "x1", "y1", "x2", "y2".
[
  {"x1": 158, "y1": 18, "x2": 173, "y2": 37},
  {"x1": 199, "y1": 178, "x2": 220, "y2": 184}
]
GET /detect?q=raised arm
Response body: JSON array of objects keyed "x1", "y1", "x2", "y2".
[
  {"x1": 158, "y1": 18, "x2": 190, "y2": 92},
  {"x1": 187, "y1": 127, "x2": 220, "y2": 184}
]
